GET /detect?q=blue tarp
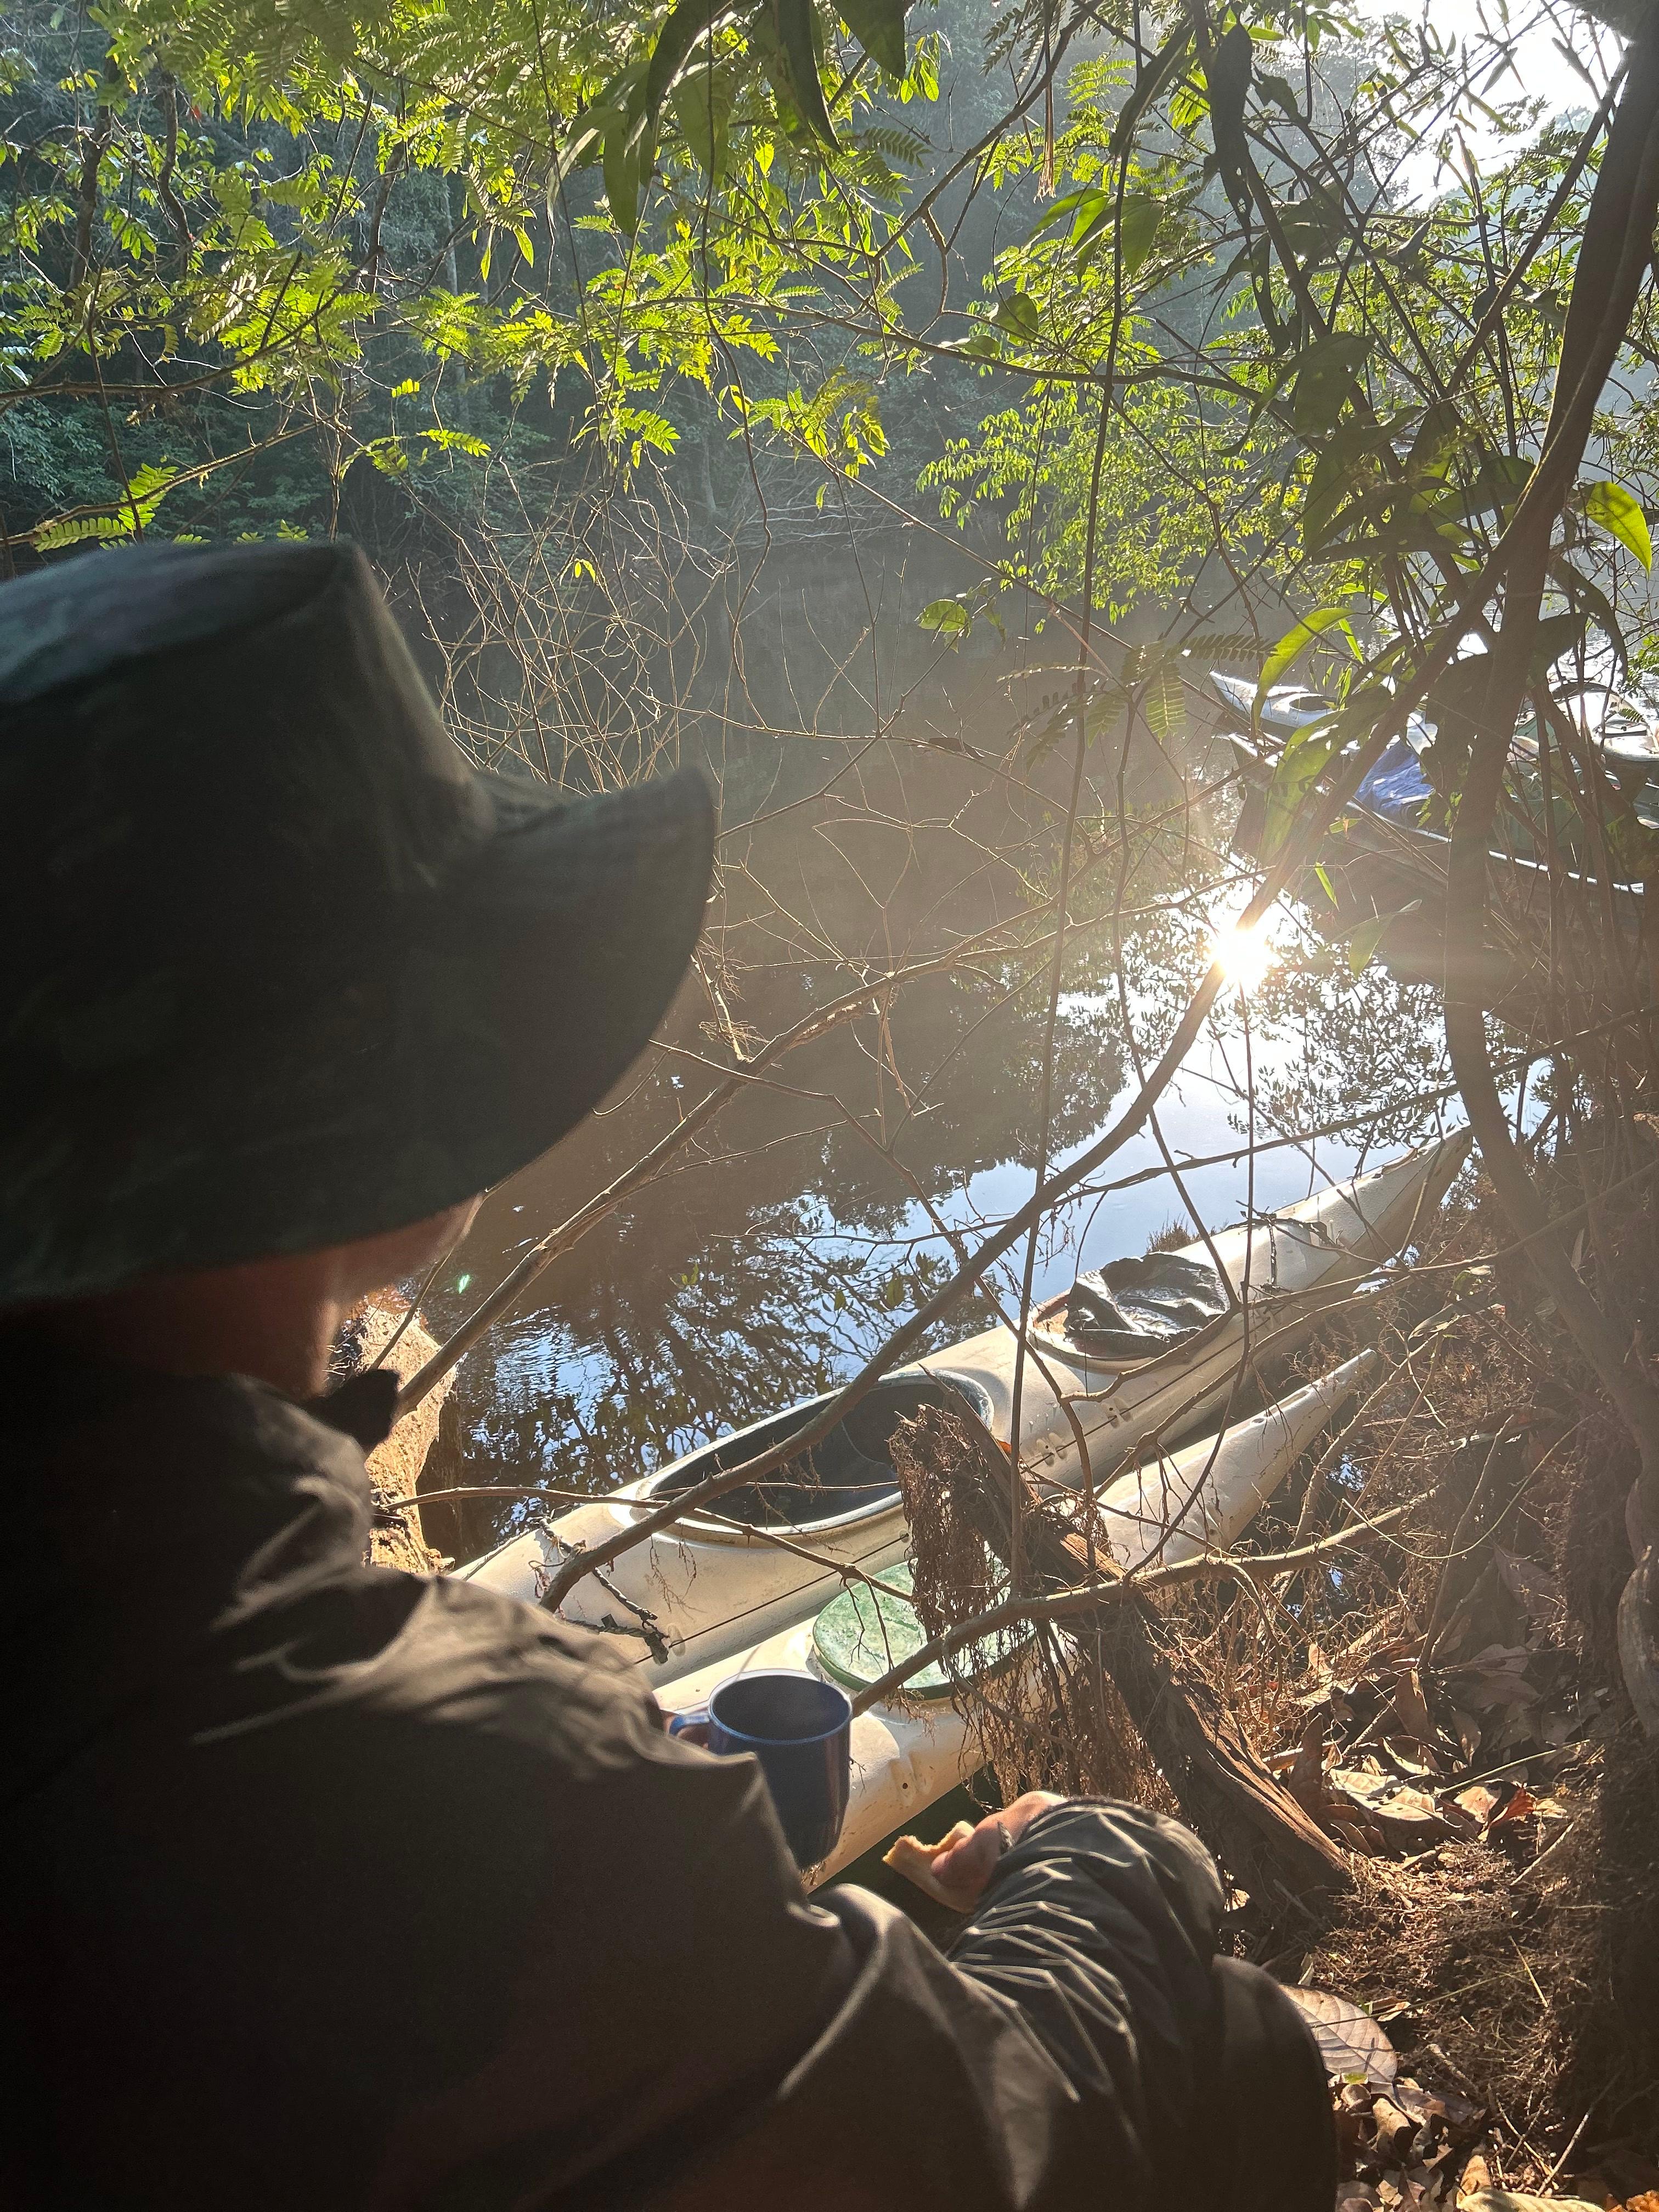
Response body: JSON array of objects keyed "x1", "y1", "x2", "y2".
[{"x1": 1354, "y1": 737, "x2": 1434, "y2": 825}]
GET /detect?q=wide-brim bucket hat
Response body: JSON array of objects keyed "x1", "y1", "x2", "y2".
[{"x1": 0, "y1": 540, "x2": 715, "y2": 1306}]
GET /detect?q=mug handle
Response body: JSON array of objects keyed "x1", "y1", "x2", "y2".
[{"x1": 668, "y1": 1706, "x2": 711, "y2": 1748}]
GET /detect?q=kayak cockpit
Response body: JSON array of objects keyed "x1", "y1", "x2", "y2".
[{"x1": 642, "y1": 1373, "x2": 994, "y2": 1536}]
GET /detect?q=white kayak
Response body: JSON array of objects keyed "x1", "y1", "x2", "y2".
[
  {"x1": 454, "y1": 1371, "x2": 978, "y2": 1679},
  {"x1": 456, "y1": 1132, "x2": 1466, "y2": 1684},
  {"x1": 927, "y1": 1128, "x2": 1466, "y2": 1494},
  {"x1": 657, "y1": 1351, "x2": 1376, "y2": 1884},
  {"x1": 1076, "y1": 1347, "x2": 1375, "y2": 1571}
]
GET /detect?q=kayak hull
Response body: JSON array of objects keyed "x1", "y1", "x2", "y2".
[
  {"x1": 656, "y1": 1351, "x2": 1374, "y2": 1883},
  {"x1": 1091, "y1": 1350, "x2": 1375, "y2": 1570},
  {"x1": 921, "y1": 1132, "x2": 1466, "y2": 1491}
]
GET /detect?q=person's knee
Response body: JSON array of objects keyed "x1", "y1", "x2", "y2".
[{"x1": 1207, "y1": 1956, "x2": 1337, "y2": 2212}]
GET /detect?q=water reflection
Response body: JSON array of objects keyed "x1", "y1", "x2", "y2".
[
  {"x1": 416, "y1": 736, "x2": 1457, "y2": 1564},
  {"x1": 422, "y1": 958, "x2": 1127, "y2": 1554}
]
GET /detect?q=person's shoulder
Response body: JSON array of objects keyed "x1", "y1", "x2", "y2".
[{"x1": 342, "y1": 1561, "x2": 681, "y2": 1782}]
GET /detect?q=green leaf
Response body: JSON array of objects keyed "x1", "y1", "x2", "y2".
[
  {"x1": 603, "y1": 113, "x2": 640, "y2": 235},
  {"x1": 564, "y1": 103, "x2": 620, "y2": 170},
  {"x1": 672, "y1": 62, "x2": 735, "y2": 179},
  {"x1": 1207, "y1": 22, "x2": 1253, "y2": 207},
  {"x1": 1254, "y1": 606, "x2": 1356, "y2": 727},
  {"x1": 1454, "y1": 450, "x2": 1532, "y2": 521},
  {"x1": 1117, "y1": 191, "x2": 1163, "y2": 274},
  {"x1": 1109, "y1": 19, "x2": 1195, "y2": 158},
  {"x1": 1301, "y1": 423, "x2": 1382, "y2": 550},
  {"x1": 390, "y1": 377, "x2": 420, "y2": 397},
  {"x1": 1258, "y1": 71, "x2": 1300, "y2": 120},
  {"x1": 1585, "y1": 478, "x2": 1653, "y2": 569},
  {"x1": 1062, "y1": 185, "x2": 1161, "y2": 275},
  {"x1": 1346, "y1": 913, "x2": 1391, "y2": 978},
  {"x1": 1143, "y1": 653, "x2": 1186, "y2": 743},
  {"x1": 1313, "y1": 861, "x2": 1339, "y2": 907},
  {"x1": 645, "y1": 0, "x2": 735, "y2": 128},
  {"x1": 836, "y1": 0, "x2": 907, "y2": 77},
  {"x1": 1343, "y1": 901, "x2": 1419, "y2": 978},
  {"x1": 1259, "y1": 687, "x2": 1384, "y2": 857},
  {"x1": 1169, "y1": 72, "x2": 1210, "y2": 131},
  {"x1": 992, "y1": 289, "x2": 1041, "y2": 342},
  {"x1": 917, "y1": 596, "x2": 970, "y2": 637},
  {"x1": 765, "y1": 0, "x2": 839, "y2": 149},
  {"x1": 31, "y1": 460, "x2": 183, "y2": 551},
  {"x1": 1289, "y1": 332, "x2": 1370, "y2": 435},
  {"x1": 365, "y1": 438, "x2": 411, "y2": 477},
  {"x1": 1407, "y1": 397, "x2": 1466, "y2": 481},
  {"x1": 941, "y1": 326, "x2": 1002, "y2": 360},
  {"x1": 1065, "y1": 187, "x2": 1113, "y2": 252},
  {"x1": 1261, "y1": 720, "x2": 1340, "y2": 858},
  {"x1": 1548, "y1": 556, "x2": 1629, "y2": 673},
  {"x1": 1530, "y1": 609, "x2": 1587, "y2": 676},
  {"x1": 32, "y1": 512, "x2": 139, "y2": 551},
  {"x1": 421, "y1": 427, "x2": 492, "y2": 456},
  {"x1": 125, "y1": 462, "x2": 178, "y2": 507}
]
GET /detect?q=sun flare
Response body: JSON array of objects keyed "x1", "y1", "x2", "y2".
[{"x1": 1209, "y1": 918, "x2": 1276, "y2": 992}]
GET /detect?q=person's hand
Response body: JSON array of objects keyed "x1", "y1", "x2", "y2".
[{"x1": 926, "y1": 1791, "x2": 1065, "y2": 1909}]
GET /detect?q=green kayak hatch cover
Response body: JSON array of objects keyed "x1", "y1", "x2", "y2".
[{"x1": 812, "y1": 1562, "x2": 1026, "y2": 1700}]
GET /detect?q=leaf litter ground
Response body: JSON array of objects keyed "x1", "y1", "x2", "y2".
[{"x1": 888, "y1": 1165, "x2": 1659, "y2": 2211}]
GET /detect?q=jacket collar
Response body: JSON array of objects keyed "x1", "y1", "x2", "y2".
[
  {"x1": 0, "y1": 1324, "x2": 397, "y2": 1451},
  {"x1": 1, "y1": 1330, "x2": 400, "y2": 1802}
]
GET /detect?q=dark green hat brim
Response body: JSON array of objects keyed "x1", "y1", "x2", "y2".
[
  {"x1": 1, "y1": 540, "x2": 717, "y2": 1306},
  {"x1": 6, "y1": 764, "x2": 713, "y2": 1304}
]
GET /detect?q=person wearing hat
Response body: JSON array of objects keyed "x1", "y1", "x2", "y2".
[{"x1": 0, "y1": 542, "x2": 1335, "y2": 2208}]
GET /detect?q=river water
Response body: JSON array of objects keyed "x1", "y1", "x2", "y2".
[{"x1": 414, "y1": 723, "x2": 1462, "y2": 1564}]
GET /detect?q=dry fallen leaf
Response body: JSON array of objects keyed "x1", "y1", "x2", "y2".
[
  {"x1": 1387, "y1": 2082, "x2": 1443, "y2": 2129},
  {"x1": 1372, "y1": 2094, "x2": 1425, "y2": 2156},
  {"x1": 1387, "y1": 1663, "x2": 1437, "y2": 1743},
  {"x1": 1287, "y1": 1710, "x2": 1328, "y2": 1805},
  {"x1": 1329, "y1": 1769, "x2": 1453, "y2": 1845},
  {"x1": 1485, "y1": 1785, "x2": 1537, "y2": 1834},
  {"x1": 1451, "y1": 1707, "x2": 1484, "y2": 1763},
  {"x1": 1462, "y1": 2194, "x2": 1602, "y2": 2212},
  {"x1": 1384, "y1": 1735, "x2": 1447, "y2": 1780},
  {"x1": 1286, "y1": 1987, "x2": 1399, "y2": 2089},
  {"x1": 1452, "y1": 1785, "x2": 1502, "y2": 1826},
  {"x1": 1457, "y1": 2148, "x2": 1493, "y2": 2204},
  {"x1": 1458, "y1": 1670, "x2": 1541, "y2": 1714}
]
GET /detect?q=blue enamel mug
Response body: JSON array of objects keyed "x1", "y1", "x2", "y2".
[{"x1": 669, "y1": 1668, "x2": 853, "y2": 1869}]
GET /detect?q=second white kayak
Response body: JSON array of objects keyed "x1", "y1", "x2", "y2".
[{"x1": 656, "y1": 1350, "x2": 1375, "y2": 1881}]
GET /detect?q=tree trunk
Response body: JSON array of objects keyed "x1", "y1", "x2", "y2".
[{"x1": 1441, "y1": 15, "x2": 1659, "y2": 1732}]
